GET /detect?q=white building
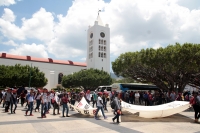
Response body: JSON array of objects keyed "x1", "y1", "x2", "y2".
[
  {"x1": 0, "y1": 14, "x2": 110, "y2": 89},
  {"x1": 87, "y1": 14, "x2": 110, "y2": 74}
]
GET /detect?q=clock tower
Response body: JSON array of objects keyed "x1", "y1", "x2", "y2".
[{"x1": 86, "y1": 14, "x2": 110, "y2": 74}]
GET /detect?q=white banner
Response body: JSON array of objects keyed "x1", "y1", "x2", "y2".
[
  {"x1": 121, "y1": 101, "x2": 190, "y2": 118},
  {"x1": 69, "y1": 97, "x2": 101, "y2": 116}
]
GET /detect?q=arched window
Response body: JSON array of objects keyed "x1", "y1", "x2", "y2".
[
  {"x1": 99, "y1": 45, "x2": 100, "y2": 50},
  {"x1": 104, "y1": 46, "x2": 106, "y2": 51},
  {"x1": 104, "y1": 53, "x2": 106, "y2": 58},
  {"x1": 99, "y1": 39, "x2": 101, "y2": 44},
  {"x1": 101, "y1": 40, "x2": 103, "y2": 44},
  {"x1": 99, "y1": 52, "x2": 101, "y2": 57},
  {"x1": 104, "y1": 40, "x2": 106, "y2": 45}
]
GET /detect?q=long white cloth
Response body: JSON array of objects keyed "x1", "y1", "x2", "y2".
[
  {"x1": 121, "y1": 101, "x2": 190, "y2": 118},
  {"x1": 69, "y1": 97, "x2": 101, "y2": 116}
]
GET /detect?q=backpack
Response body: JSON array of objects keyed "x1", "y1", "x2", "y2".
[
  {"x1": 110, "y1": 99, "x2": 116, "y2": 109},
  {"x1": 196, "y1": 97, "x2": 200, "y2": 106}
]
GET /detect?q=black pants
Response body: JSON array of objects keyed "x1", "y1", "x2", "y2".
[
  {"x1": 193, "y1": 104, "x2": 200, "y2": 119},
  {"x1": 113, "y1": 112, "x2": 120, "y2": 122},
  {"x1": 21, "y1": 98, "x2": 25, "y2": 106},
  {"x1": 5, "y1": 101, "x2": 10, "y2": 112},
  {"x1": 11, "y1": 102, "x2": 17, "y2": 113},
  {"x1": 53, "y1": 103, "x2": 60, "y2": 114},
  {"x1": 93, "y1": 100, "x2": 97, "y2": 108}
]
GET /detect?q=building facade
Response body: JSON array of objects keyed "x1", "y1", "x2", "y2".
[{"x1": 0, "y1": 15, "x2": 110, "y2": 89}]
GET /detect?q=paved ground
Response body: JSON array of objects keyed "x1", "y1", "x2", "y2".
[{"x1": 0, "y1": 103, "x2": 200, "y2": 133}]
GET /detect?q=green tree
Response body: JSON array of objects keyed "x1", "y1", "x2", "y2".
[
  {"x1": 112, "y1": 43, "x2": 200, "y2": 92},
  {"x1": 62, "y1": 68, "x2": 112, "y2": 91},
  {"x1": 0, "y1": 64, "x2": 47, "y2": 87}
]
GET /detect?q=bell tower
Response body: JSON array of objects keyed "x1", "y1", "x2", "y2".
[{"x1": 86, "y1": 13, "x2": 110, "y2": 74}]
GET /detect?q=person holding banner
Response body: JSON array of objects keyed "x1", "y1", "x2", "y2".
[{"x1": 94, "y1": 92, "x2": 107, "y2": 120}]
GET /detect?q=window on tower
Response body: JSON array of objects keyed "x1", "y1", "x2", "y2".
[
  {"x1": 101, "y1": 52, "x2": 103, "y2": 57},
  {"x1": 99, "y1": 39, "x2": 101, "y2": 44},
  {"x1": 99, "y1": 52, "x2": 101, "y2": 57},
  {"x1": 104, "y1": 53, "x2": 106, "y2": 58},
  {"x1": 104, "y1": 40, "x2": 106, "y2": 45},
  {"x1": 101, "y1": 46, "x2": 103, "y2": 51},
  {"x1": 104, "y1": 46, "x2": 106, "y2": 51},
  {"x1": 91, "y1": 52, "x2": 93, "y2": 58},
  {"x1": 99, "y1": 45, "x2": 100, "y2": 50},
  {"x1": 101, "y1": 40, "x2": 103, "y2": 44}
]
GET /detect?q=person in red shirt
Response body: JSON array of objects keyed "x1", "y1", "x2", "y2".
[
  {"x1": 62, "y1": 93, "x2": 70, "y2": 117},
  {"x1": 148, "y1": 91, "x2": 153, "y2": 106},
  {"x1": 190, "y1": 92, "x2": 200, "y2": 123}
]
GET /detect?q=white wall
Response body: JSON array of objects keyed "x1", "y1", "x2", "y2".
[{"x1": 0, "y1": 58, "x2": 86, "y2": 89}]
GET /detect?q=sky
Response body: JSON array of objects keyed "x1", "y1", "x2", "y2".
[{"x1": 0, "y1": 0, "x2": 200, "y2": 72}]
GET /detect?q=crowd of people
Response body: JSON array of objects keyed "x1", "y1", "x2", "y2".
[
  {"x1": 118, "y1": 90, "x2": 193, "y2": 106},
  {"x1": 0, "y1": 88, "x2": 199, "y2": 123}
]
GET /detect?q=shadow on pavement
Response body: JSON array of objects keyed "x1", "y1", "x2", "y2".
[{"x1": 121, "y1": 111, "x2": 194, "y2": 122}]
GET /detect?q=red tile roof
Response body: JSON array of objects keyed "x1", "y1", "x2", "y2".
[{"x1": 0, "y1": 53, "x2": 87, "y2": 67}]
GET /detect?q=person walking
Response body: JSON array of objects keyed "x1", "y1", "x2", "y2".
[
  {"x1": 25, "y1": 92, "x2": 34, "y2": 116},
  {"x1": 92, "y1": 91, "x2": 97, "y2": 108},
  {"x1": 11, "y1": 90, "x2": 18, "y2": 114},
  {"x1": 4, "y1": 89, "x2": 12, "y2": 112},
  {"x1": 62, "y1": 93, "x2": 70, "y2": 117},
  {"x1": 112, "y1": 93, "x2": 121, "y2": 123},
  {"x1": 94, "y1": 92, "x2": 107, "y2": 120},
  {"x1": 34, "y1": 90, "x2": 41, "y2": 112},
  {"x1": 53, "y1": 92, "x2": 60, "y2": 115},
  {"x1": 190, "y1": 92, "x2": 200, "y2": 123},
  {"x1": 41, "y1": 88, "x2": 48, "y2": 118}
]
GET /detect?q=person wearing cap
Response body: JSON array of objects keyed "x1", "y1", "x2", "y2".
[
  {"x1": 41, "y1": 88, "x2": 48, "y2": 118},
  {"x1": 25, "y1": 92, "x2": 34, "y2": 116},
  {"x1": 94, "y1": 92, "x2": 107, "y2": 120}
]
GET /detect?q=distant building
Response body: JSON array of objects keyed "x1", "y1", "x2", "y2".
[{"x1": 0, "y1": 14, "x2": 110, "y2": 89}]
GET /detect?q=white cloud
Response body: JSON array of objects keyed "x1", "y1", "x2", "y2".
[
  {"x1": 8, "y1": 43, "x2": 48, "y2": 58},
  {"x1": 3, "y1": 40, "x2": 18, "y2": 46},
  {"x1": 0, "y1": 0, "x2": 16, "y2": 6},
  {"x1": 0, "y1": 0, "x2": 200, "y2": 62},
  {"x1": 1, "y1": 8, "x2": 15, "y2": 22}
]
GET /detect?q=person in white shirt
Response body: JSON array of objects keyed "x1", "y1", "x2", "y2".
[
  {"x1": 94, "y1": 92, "x2": 107, "y2": 120},
  {"x1": 135, "y1": 91, "x2": 140, "y2": 105},
  {"x1": 53, "y1": 92, "x2": 60, "y2": 115},
  {"x1": 34, "y1": 90, "x2": 41, "y2": 112},
  {"x1": 41, "y1": 88, "x2": 48, "y2": 118},
  {"x1": 25, "y1": 92, "x2": 34, "y2": 116}
]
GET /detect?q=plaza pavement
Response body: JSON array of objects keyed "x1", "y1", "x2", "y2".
[{"x1": 0, "y1": 103, "x2": 199, "y2": 133}]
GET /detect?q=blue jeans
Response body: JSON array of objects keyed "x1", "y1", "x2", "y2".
[
  {"x1": 48, "y1": 102, "x2": 51, "y2": 111},
  {"x1": 62, "y1": 103, "x2": 69, "y2": 116},
  {"x1": 26, "y1": 102, "x2": 33, "y2": 115},
  {"x1": 35, "y1": 99, "x2": 41, "y2": 110},
  {"x1": 95, "y1": 106, "x2": 106, "y2": 118},
  {"x1": 41, "y1": 102, "x2": 47, "y2": 116}
]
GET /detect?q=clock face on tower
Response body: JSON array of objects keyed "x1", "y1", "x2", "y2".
[
  {"x1": 90, "y1": 33, "x2": 93, "y2": 38},
  {"x1": 100, "y1": 32, "x2": 105, "y2": 38}
]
